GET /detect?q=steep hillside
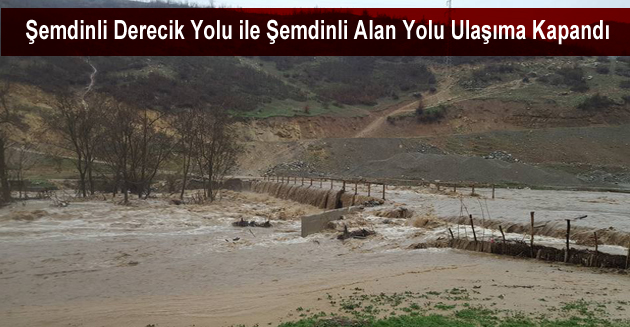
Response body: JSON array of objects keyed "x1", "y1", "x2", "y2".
[{"x1": 0, "y1": 56, "x2": 441, "y2": 117}]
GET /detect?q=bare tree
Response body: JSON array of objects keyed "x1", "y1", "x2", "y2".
[
  {"x1": 98, "y1": 101, "x2": 135, "y2": 203},
  {"x1": 98, "y1": 103, "x2": 173, "y2": 203},
  {"x1": 194, "y1": 108, "x2": 240, "y2": 201},
  {"x1": 172, "y1": 108, "x2": 199, "y2": 200},
  {"x1": 128, "y1": 109, "x2": 173, "y2": 198},
  {"x1": 0, "y1": 81, "x2": 23, "y2": 204},
  {"x1": 7, "y1": 140, "x2": 40, "y2": 199},
  {"x1": 47, "y1": 93, "x2": 104, "y2": 197}
]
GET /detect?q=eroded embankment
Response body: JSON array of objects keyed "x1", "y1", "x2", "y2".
[
  {"x1": 443, "y1": 216, "x2": 630, "y2": 248},
  {"x1": 241, "y1": 181, "x2": 382, "y2": 209},
  {"x1": 450, "y1": 239, "x2": 628, "y2": 269}
]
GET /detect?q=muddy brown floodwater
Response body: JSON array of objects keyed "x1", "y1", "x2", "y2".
[{"x1": 1, "y1": 190, "x2": 629, "y2": 327}]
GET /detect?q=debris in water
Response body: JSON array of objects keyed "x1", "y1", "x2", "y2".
[
  {"x1": 337, "y1": 225, "x2": 375, "y2": 240},
  {"x1": 232, "y1": 218, "x2": 272, "y2": 228},
  {"x1": 233, "y1": 218, "x2": 249, "y2": 227}
]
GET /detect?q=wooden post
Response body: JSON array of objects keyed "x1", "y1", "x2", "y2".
[
  {"x1": 448, "y1": 228, "x2": 455, "y2": 240},
  {"x1": 310, "y1": 179, "x2": 313, "y2": 186},
  {"x1": 530, "y1": 211, "x2": 535, "y2": 258},
  {"x1": 342, "y1": 180, "x2": 346, "y2": 191},
  {"x1": 469, "y1": 214, "x2": 477, "y2": 243},
  {"x1": 453, "y1": 185, "x2": 457, "y2": 193},
  {"x1": 320, "y1": 179, "x2": 323, "y2": 188},
  {"x1": 354, "y1": 182, "x2": 358, "y2": 195},
  {"x1": 382, "y1": 184, "x2": 386, "y2": 200},
  {"x1": 301, "y1": 177, "x2": 304, "y2": 186},
  {"x1": 367, "y1": 183, "x2": 371, "y2": 197},
  {"x1": 565, "y1": 219, "x2": 571, "y2": 263},
  {"x1": 499, "y1": 225, "x2": 506, "y2": 244},
  {"x1": 492, "y1": 185, "x2": 496, "y2": 199},
  {"x1": 594, "y1": 232, "x2": 598, "y2": 253},
  {"x1": 471, "y1": 185, "x2": 476, "y2": 196},
  {"x1": 330, "y1": 179, "x2": 333, "y2": 190}
]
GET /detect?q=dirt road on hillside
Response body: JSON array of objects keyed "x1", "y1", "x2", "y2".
[{"x1": 354, "y1": 77, "x2": 527, "y2": 138}]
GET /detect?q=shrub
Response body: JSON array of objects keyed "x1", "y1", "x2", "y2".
[
  {"x1": 577, "y1": 94, "x2": 615, "y2": 111},
  {"x1": 558, "y1": 67, "x2": 589, "y2": 92},
  {"x1": 415, "y1": 101, "x2": 425, "y2": 116},
  {"x1": 464, "y1": 64, "x2": 518, "y2": 88},
  {"x1": 616, "y1": 65, "x2": 630, "y2": 77},
  {"x1": 417, "y1": 105, "x2": 447, "y2": 123},
  {"x1": 596, "y1": 66, "x2": 610, "y2": 74}
]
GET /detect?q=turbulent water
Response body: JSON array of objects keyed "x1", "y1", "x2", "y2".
[{"x1": 1, "y1": 188, "x2": 630, "y2": 327}]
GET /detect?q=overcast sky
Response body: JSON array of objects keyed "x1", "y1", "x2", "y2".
[{"x1": 187, "y1": 0, "x2": 629, "y2": 8}]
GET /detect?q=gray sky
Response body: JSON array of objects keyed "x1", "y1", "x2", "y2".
[{"x1": 188, "y1": 0, "x2": 629, "y2": 8}]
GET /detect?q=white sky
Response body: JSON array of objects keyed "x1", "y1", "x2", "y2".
[{"x1": 188, "y1": 0, "x2": 630, "y2": 8}]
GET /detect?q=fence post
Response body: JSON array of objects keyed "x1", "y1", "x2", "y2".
[
  {"x1": 367, "y1": 183, "x2": 371, "y2": 197},
  {"x1": 342, "y1": 180, "x2": 346, "y2": 191},
  {"x1": 492, "y1": 185, "x2": 496, "y2": 199},
  {"x1": 382, "y1": 184, "x2": 386, "y2": 200},
  {"x1": 301, "y1": 177, "x2": 304, "y2": 186},
  {"x1": 453, "y1": 185, "x2": 457, "y2": 193},
  {"x1": 594, "y1": 232, "x2": 598, "y2": 253},
  {"x1": 354, "y1": 182, "x2": 358, "y2": 195},
  {"x1": 530, "y1": 211, "x2": 535, "y2": 258},
  {"x1": 565, "y1": 219, "x2": 571, "y2": 263},
  {"x1": 330, "y1": 179, "x2": 333, "y2": 190},
  {"x1": 310, "y1": 179, "x2": 313, "y2": 186},
  {"x1": 471, "y1": 184, "x2": 476, "y2": 196},
  {"x1": 469, "y1": 214, "x2": 477, "y2": 243}
]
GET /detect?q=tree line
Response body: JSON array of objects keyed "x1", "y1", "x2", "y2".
[{"x1": 0, "y1": 82, "x2": 240, "y2": 205}]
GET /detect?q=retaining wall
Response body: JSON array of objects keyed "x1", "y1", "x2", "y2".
[
  {"x1": 240, "y1": 181, "x2": 382, "y2": 209},
  {"x1": 301, "y1": 206, "x2": 361, "y2": 237}
]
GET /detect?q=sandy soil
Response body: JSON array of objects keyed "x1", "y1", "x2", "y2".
[{"x1": 1, "y1": 190, "x2": 629, "y2": 327}]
